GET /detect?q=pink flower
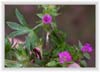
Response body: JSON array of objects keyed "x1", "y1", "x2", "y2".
[
  {"x1": 58, "y1": 51, "x2": 72, "y2": 64},
  {"x1": 68, "y1": 63, "x2": 80, "y2": 68},
  {"x1": 81, "y1": 43, "x2": 93, "y2": 53},
  {"x1": 42, "y1": 14, "x2": 52, "y2": 24}
]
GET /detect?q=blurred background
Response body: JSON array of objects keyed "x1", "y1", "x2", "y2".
[{"x1": 5, "y1": 5, "x2": 95, "y2": 67}]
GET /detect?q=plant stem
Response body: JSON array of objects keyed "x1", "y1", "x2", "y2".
[
  {"x1": 32, "y1": 23, "x2": 43, "y2": 30},
  {"x1": 45, "y1": 32, "x2": 50, "y2": 49}
]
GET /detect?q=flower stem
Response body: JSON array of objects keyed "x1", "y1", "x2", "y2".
[
  {"x1": 32, "y1": 23, "x2": 43, "y2": 30},
  {"x1": 45, "y1": 32, "x2": 50, "y2": 49}
]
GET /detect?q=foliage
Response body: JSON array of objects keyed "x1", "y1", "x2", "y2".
[{"x1": 5, "y1": 5, "x2": 93, "y2": 67}]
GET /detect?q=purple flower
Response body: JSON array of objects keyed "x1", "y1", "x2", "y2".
[
  {"x1": 58, "y1": 51, "x2": 72, "y2": 64},
  {"x1": 42, "y1": 14, "x2": 52, "y2": 24},
  {"x1": 81, "y1": 43, "x2": 93, "y2": 53}
]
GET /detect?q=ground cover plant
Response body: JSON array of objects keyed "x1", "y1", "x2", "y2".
[{"x1": 5, "y1": 5, "x2": 93, "y2": 67}]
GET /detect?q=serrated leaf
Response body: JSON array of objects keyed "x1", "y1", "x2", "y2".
[
  {"x1": 7, "y1": 21, "x2": 24, "y2": 30},
  {"x1": 46, "y1": 61, "x2": 58, "y2": 67},
  {"x1": 80, "y1": 60, "x2": 87, "y2": 67},
  {"x1": 83, "y1": 53, "x2": 90, "y2": 60},
  {"x1": 37, "y1": 14, "x2": 43, "y2": 19},
  {"x1": 78, "y1": 40, "x2": 83, "y2": 49},
  {"x1": 8, "y1": 29, "x2": 30, "y2": 38},
  {"x1": 15, "y1": 8, "x2": 27, "y2": 26}
]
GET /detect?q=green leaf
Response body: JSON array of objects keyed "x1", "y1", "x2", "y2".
[
  {"x1": 5, "y1": 37, "x2": 17, "y2": 60},
  {"x1": 5, "y1": 37, "x2": 11, "y2": 53},
  {"x1": 83, "y1": 53, "x2": 90, "y2": 60},
  {"x1": 25, "y1": 31, "x2": 38, "y2": 52},
  {"x1": 5, "y1": 59, "x2": 18, "y2": 67},
  {"x1": 80, "y1": 60, "x2": 87, "y2": 67},
  {"x1": 78, "y1": 40, "x2": 83, "y2": 49},
  {"x1": 37, "y1": 14, "x2": 43, "y2": 19},
  {"x1": 8, "y1": 29, "x2": 30, "y2": 38},
  {"x1": 15, "y1": 8, "x2": 27, "y2": 26},
  {"x1": 5, "y1": 49, "x2": 16, "y2": 60},
  {"x1": 7, "y1": 21, "x2": 25, "y2": 30},
  {"x1": 28, "y1": 31, "x2": 38, "y2": 49},
  {"x1": 46, "y1": 61, "x2": 58, "y2": 67},
  {"x1": 51, "y1": 12, "x2": 59, "y2": 16},
  {"x1": 35, "y1": 59, "x2": 42, "y2": 66},
  {"x1": 27, "y1": 63, "x2": 40, "y2": 67},
  {"x1": 5, "y1": 59, "x2": 17, "y2": 65},
  {"x1": 50, "y1": 29, "x2": 66, "y2": 45},
  {"x1": 25, "y1": 36, "x2": 31, "y2": 52},
  {"x1": 42, "y1": 5, "x2": 48, "y2": 10},
  {"x1": 51, "y1": 22, "x2": 57, "y2": 29},
  {"x1": 15, "y1": 45, "x2": 29, "y2": 63}
]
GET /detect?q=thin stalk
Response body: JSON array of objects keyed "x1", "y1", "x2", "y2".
[
  {"x1": 32, "y1": 23, "x2": 43, "y2": 30},
  {"x1": 45, "y1": 32, "x2": 50, "y2": 49}
]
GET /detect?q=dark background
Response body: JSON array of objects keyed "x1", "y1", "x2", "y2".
[{"x1": 5, "y1": 5, "x2": 95, "y2": 67}]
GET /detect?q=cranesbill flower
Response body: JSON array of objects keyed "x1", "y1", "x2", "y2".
[
  {"x1": 42, "y1": 14, "x2": 52, "y2": 24},
  {"x1": 81, "y1": 43, "x2": 93, "y2": 53},
  {"x1": 58, "y1": 51, "x2": 72, "y2": 64}
]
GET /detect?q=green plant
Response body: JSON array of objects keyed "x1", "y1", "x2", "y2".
[{"x1": 5, "y1": 5, "x2": 93, "y2": 67}]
